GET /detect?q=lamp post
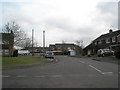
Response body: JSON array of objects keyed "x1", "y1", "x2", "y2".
[
  {"x1": 32, "y1": 29, "x2": 34, "y2": 56},
  {"x1": 43, "y1": 30, "x2": 45, "y2": 48}
]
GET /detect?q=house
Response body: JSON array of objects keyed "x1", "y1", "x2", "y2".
[
  {"x1": 0, "y1": 32, "x2": 14, "y2": 56},
  {"x1": 84, "y1": 29, "x2": 120, "y2": 55},
  {"x1": 49, "y1": 43, "x2": 83, "y2": 55}
]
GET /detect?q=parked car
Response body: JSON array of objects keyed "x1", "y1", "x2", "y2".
[
  {"x1": 44, "y1": 51, "x2": 54, "y2": 59},
  {"x1": 18, "y1": 50, "x2": 30, "y2": 55},
  {"x1": 97, "y1": 49, "x2": 114, "y2": 57}
]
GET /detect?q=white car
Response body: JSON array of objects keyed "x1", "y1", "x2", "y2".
[
  {"x1": 18, "y1": 50, "x2": 30, "y2": 55},
  {"x1": 97, "y1": 49, "x2": 114, "y2": 57}
]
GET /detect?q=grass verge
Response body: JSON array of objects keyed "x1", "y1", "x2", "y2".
[{"x1": 1, "y1": 55, "x2": 46, "y2": 66}]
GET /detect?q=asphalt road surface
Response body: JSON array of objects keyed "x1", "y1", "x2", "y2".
[{"x1": 2, "y1": 56, "x2": 119, "y2": 88}]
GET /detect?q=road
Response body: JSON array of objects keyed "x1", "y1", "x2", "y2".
[{"x1": 2, "y1": 56, "x2": 118, "y2": 88}]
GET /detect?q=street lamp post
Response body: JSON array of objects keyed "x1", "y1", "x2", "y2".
[
  {"x1": 32, "y1": 29, "x2": 34, "y2": 56},
  {"x1": 43, "y1": 30, "x2": 45, "y2": 52}
]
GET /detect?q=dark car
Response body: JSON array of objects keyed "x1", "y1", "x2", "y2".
[
  {"x1": 44, "y1": 51, "x2": 54, "y2": 59},
  {"x1": 97, "y1": 49, "x2": 114, "y2": 57}
]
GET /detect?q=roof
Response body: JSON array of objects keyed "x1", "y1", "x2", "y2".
[
  {"x1": 93, "y1": 30, "x2": 120, "y2": 42},
  {"x1": 94, "y1": 30, "x2": 120, "y2": 41},
  {"x1": 55, "y1": 43, "x2": 75, "y2": 46},
  {"x1": 84, "y1": 30, "x2": 120, "y2": 50}
]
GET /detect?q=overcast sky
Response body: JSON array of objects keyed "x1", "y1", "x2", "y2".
[{"x1": 0, "y1": 0, "x2": 119, "y2": 47}]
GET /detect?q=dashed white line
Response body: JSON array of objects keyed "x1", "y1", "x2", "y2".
[
  {"x1": 79, "y1": 61, "x2": 85, "y2": 64},
  {"x1": 2, "y1": 75, "x2": 10, "y2": 77},
  {"x1": 34, "y1": 76, "x2": 45, "y2": 78},
  {"x1": 51, "y1": 75, "x2": 62, "y2": 78},
  {"x1": 16, "y1": 75, "x2": 27, "y2": 78}
]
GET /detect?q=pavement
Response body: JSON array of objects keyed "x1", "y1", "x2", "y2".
[{"x1": 2, "y1": 55, "x2": 118, "y2": 88}]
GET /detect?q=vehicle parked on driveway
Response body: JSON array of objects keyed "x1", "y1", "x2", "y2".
[
  {"x1": 44, "y1": 51, "x2": 54, "y2": 59},
  {"x1": 97, "y1": 49, "x2": 114, "y2": 57}
]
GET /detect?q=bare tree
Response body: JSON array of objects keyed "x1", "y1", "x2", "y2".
[
  {"x1": 3, "y1": 21, "x2": 39, "y2": 48},
  {"x1": 75, "y1": 40, "x2": 84, "y2": 48},
  {"x1": 3, "y1": 21, "x2": 25, "y2": 46}
]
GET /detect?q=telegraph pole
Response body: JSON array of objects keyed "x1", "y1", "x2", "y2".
[{"x1": 32, "y1": 29, "x2": 34, "y2": 56}]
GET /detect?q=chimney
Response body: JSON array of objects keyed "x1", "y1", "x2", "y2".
[{"x1": 109, "y1": 29, "x2": 113, "y2": 33}]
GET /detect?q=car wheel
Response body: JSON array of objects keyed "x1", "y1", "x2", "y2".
[
  {"x1": 102, "y1": 54, "x2": 105, "y2": 57},
  {"x1": 98, "y1": 55, "x2": 100, "y2": 57}
]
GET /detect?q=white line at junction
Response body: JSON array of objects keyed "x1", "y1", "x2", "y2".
[
  {"x1": 89, "y1": 65, "x2": 113, "y2": 75},
  {"x1": 89, "y1": 65, "x2": 103, "y2": 74}
]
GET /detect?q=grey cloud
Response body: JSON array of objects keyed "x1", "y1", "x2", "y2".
[
  {"x1": 45, "y1": 18, "x2": 73, "y2": 31},
  {"x1": 96, "y1": 2, "x2": 118, "y2": 29},
  {"x1": 97, "y1": 2, "x2": 117, "y2": 15}
]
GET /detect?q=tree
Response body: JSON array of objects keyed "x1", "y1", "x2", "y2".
[
  {"x1": 75, "y1": 40, "x2": 84, "y2": 48},
  {"x1": 2, "y1": 21, "x2": 26, "y2": 46},
  {"x1": 3, "y1": 21, "x2": 39, "y2": 48}
]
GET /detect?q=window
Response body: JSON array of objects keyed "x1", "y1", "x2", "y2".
[
  {"x1": 99, "y1": 40, "x2": 102, "y2": 44},
  {"x1": 112, "y1": 37, "x2": 116, "y2": 42},
  {"x1": 5, "y1": 50, "x2": 9, "y2": 54},
  {"x1": 0, "y1": 39, "x2": 2, "y2": 44},
  {"x1": 95, "y1": 42, "x2": 97, "y2": 45},
  {"x1": 106, "y1": 38, "x2": 110, "y2": 43},
  {"x1": 0, "y1": 50, "x2": 3, "y2": 55},
  {"x1": 3, "y1": 40, "x2": 9, "y2": 44}
]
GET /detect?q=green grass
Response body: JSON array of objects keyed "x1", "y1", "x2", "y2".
[{"x1": 1, "y1": 55, "x2": 46, "y2": 66}]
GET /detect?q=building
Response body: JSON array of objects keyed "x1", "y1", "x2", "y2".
[
  {"x1": 49, "y1": 43, "x2": 83, "y2": 55},
  {"x1": 0, "y1": 32, "x2": 14, "y2": 56},
  {"x1": 84, "y1": 29, "x2": 120, "y2": 55}
]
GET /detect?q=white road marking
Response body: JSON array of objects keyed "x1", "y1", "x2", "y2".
[
  {"x1": 2, "y1": 75, "x2": 10, "y2": 77},
  {"x1": 79, "y1": 61, "x2": 85, "y2": 64},
  {"x1": 89, "y1": 65, "x2": 103, "y2": 74},
  {"x1": 51, "y1": 75, "x2": 62, "y2": 78},
  {"x1": 34, "y1": 76, "x2": 45, "y2": 78},
  {"x1": 89, "y1": 65, "x2": 113, "y2": 75},
  {"x1": 102, "y1": 72, "x2": 113, "y2": 75},
  {"x1": 16, "y1": 75, "x2": 27, "y2": 78}
]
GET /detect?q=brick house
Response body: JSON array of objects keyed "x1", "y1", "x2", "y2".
[
  {"x1": 49, "y1": 43, "x2": 83, "y2": 55},
  {"x1": 0, "y1": 32, "x2": 14, "y2": 56},
  {"x1": 84, "y1": 29, "x2": 120, "y2": 55}
]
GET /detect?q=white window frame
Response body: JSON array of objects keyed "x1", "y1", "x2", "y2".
[
  {"x1": 5, "y1": 49, "x2": 9, "y2": 54},
  {"x1": 106, "y1": 38, "x2": 110, "y2": 43},
  {"x1": 112, "y1": 37, "x2": 116, "y2": 42},
  {"x1": 0, "y1": 50, "x2": 3, "y2": 54}
]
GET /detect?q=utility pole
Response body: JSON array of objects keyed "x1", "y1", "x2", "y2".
[{"x1": 32, "y1": 29, "x2": 34, "y2": 56}]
